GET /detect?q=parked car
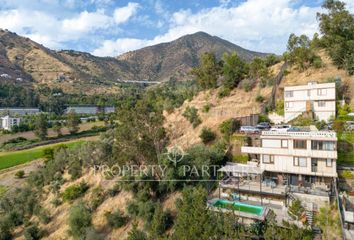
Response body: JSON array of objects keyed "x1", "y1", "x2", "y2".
[
  {"x1": 256, "y1": 122, "x2": 271, "y2": 130},
  {"x1": 270, "y1": 124, "x2": 291, "y2": 132},
  {"x1": 346, "y1": 121, "x2": 354, "y2": 131},
  {"x1": 240, "y1": 126, "x2": 260, "y2": 134}
]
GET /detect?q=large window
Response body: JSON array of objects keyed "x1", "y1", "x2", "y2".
[
  {"x1": 262, "y1": 155, "x2": 274, "y2": 164},
  {"x1": 311, "y1": 141, "x2": 336, "y2": 151},
  {"x1": 285, "y1": 91, "x2": 293, "y2": 98},
  {"x1": 294, "y1": 157, "x2": 307, "y2": 167},
  {"x1": 294, "y1": 140, "x2": 307, "y2": 149}
]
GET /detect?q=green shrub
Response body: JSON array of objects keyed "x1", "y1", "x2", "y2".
[
  {"x1": 15, "y1": 170, "x2": 25, "y2": 179},
  {"x1": 217, "y1": 87, "x2": 231, "y2": 98},
  {"x1": 339, "y1": 170, "x2": 354, "y2": 179},
  {"x1": 183, "y1": 106, "x2": 202, "y2": 128},
  {"x1": 288, "y1": 199, "x2": 305, "y2": 220},
  {"x1": 256, "y1": 95, "x2": 264, "y2": 103},
  {"x1": 242, "y1": 79, "x2": 252, "y2": 92},
  {"x1": 88, "y1": 187, "x2": 106, "y2": 210},
  {"x1": 199, "y1": 127, "x2": 216, "y2": 144},
  {"x1": 24, "y1": 225, "x2": 44, "y2": 240},
  {"x1": 107, "y1": 184, "x2": 121, "y2": 197},
  {"x1": 313, "y1": 56, "x2": 323, "y2": 68},
  {"x1": 105, "y1": 210, "x2": 127, "y2": 228},
  {"x1": 68, "y1": 203, "x2": 92, "y2": 239},
  {"x1": 127, "y1": 223, "x2": 147, "y2": 240},
  {"x1": 219, "y1": 118, "x2": 241, "y2": 140},
  {"x1": 202, "y1": 103, "x2": 211, "y2": 113},
  {"x1": 275, "y1": 100, "x2": 284, "y2": 116},
  {"x1": 150, "y1": 205, "x2": 173, "y2": 237},
  {"x1": 62, "y1": 182, "x2": 89, "y2": 202}
]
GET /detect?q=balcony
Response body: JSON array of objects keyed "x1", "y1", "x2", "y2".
[{"x1": 241, "y1": 146, "x2": 337, "y2": 159}]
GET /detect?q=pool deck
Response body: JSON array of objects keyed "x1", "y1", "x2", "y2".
[{"x1": 207, "y1": 198, "x2": 269, "y2": 221}]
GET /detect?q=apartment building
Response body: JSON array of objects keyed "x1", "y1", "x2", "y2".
[
  {"x1": 241, "y1": 128, "x2": 337, "y2": 200},
  {"x1": 0, "y1": 116, "x2": 21, "y2": 130},
  {"x1": 284, "y1": 81, "x2": 336, "y2": 122}
]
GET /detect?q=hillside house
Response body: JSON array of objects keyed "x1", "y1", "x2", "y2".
[{"x1": 284, "y1": 81, "x2": 336, "y2": 122}]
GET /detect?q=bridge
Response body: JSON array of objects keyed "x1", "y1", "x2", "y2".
[{"x1": 116, "y1": 79, "x2": 162, "y2": 84}]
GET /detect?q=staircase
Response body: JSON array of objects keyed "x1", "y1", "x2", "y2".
[{"x1": 305, "y1": 208, "x2": 314, "y2": 226}]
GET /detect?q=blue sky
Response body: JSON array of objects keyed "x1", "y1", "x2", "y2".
[{"x1": 0, "y1": 0, "x2": 353, "y2": 56}]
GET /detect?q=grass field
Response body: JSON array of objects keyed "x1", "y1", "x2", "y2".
[{"x1": 0, "y1": 136, "x2": 97, "y2": 170}]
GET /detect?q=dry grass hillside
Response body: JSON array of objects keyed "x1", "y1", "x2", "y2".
[{"x1": 164, "y1": 51, "x2": 354, "y2": 149}]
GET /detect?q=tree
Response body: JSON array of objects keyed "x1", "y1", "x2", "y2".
[
  {"x1": 105, "y1": 210, "x2": 127, "y2": 228},
  {"x1": 66, "y1": 111, "x2": 80, "y2": 134},
  {"x1": 34, "y1": 113, "x2": 48, "y2": 140},
  {"x1": 53, "y1": 121, "x2": 62, "y2": 137},
  {"x1": 150, "y1": 204, "x2": 172, "y2": 238},
  {"x1": 192, "y1": 52, "x2": 220, "y2": 89},
  {"x1": 317, "y1": 0, "x2": 354, "y2": 74},
  {"x1": 24, "y1": 225, "x2": 43, "y2": 240},
  {"x1": 222, "y1": 52, "x2": 248, "y2": 90},
  {"x1": 286, "y1": 33, "x2": 319, "y2": 71},
  {"x1": 68, "y1": 202, "x2": 92, "y2": 239},
  {"x1": 199, "y1": 127, "x2": 216, "y2": 144},
  {"x1": 219, "y1": 118, "x2": 241, "y2": 140}
]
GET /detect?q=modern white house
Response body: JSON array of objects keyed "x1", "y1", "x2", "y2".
[
  {"x1": 238, "y1": 128, "x2": 337, "y2": 203},
  {"x1": 0, "y1": 116, "x2": 21, "y2": 131},
  {"x1": 284, "y1": 81, "x2": 336, "y2": 122}
]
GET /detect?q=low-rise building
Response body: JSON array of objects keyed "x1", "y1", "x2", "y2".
[
  {"x1": 284, "y1": 81, "x2": 336, "y2": 122},
  {"x1": 0, "y1": 107, "x2": 40, "y2": 116},
  {"x1": 64, "y1": 106, "x2": 115, "y2": 115},
  {"x1": 0, "y1": 115, "x2": 21, "y2": 130}
]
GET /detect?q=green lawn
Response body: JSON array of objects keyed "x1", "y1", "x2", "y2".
[{"x1": 0, "y1": 140, "x2": 88, "y2": 170}]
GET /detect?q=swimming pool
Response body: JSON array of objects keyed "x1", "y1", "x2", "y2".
[{"x1": 209, "y1": 199, "x2": 265, "y2": 216}]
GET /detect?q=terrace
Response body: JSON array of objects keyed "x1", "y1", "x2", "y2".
[{"x1": 218, "y1": 163, "x2": 331, "y2": 200}]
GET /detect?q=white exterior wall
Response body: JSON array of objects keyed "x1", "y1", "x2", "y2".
[
  {"x1": 284, "y1": 82, "x2": 336, "y2": 122},
  {"x1": 0, "y1": 116, "x2": 21, "y2": 130},
  {"x1": 242, "y1": 130, "x2": 338, "y2": 177}
]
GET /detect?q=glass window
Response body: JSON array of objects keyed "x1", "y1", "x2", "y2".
[
  {"x1": 294, "y1": 157, "x2": 306, "y2": 167},
  {"x1": 326, "y1": 159, "x2": 333, "y2": 167},
  {"x1": 317, "y1": 88, "x2": 327, "y2": 96},
  {"x1": 311, "y1": 141, "x2": 336, "y2": 151},
  {"x1": 318, "y1": 101, "x2": 326, "y2": 107},
  {"x1": 263, "y1": 155, "x2": 274, "y2": 164},
  {"x1": 299, "y1": 157, "x2": 307, "y2": 167},
  {"x1": 281, "y1": 139, "x2": 288, "y2": 148},
  {"x1": 294, "y1": 140, "x2": 307, "y2": 149},
  {"x1": 285, "y1": 91, "x2": 293, "y2": 97}
]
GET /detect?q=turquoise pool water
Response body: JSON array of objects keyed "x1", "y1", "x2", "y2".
[{"x1": 211, "y1": 199, "x2": 264, "y2": 216}]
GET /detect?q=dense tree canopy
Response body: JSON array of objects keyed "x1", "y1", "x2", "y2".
[{"x1": 317, "y1": 0, "x2": 354, "y2": 74}]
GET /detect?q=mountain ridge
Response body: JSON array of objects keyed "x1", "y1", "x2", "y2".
[{"x1": 0, "y1": 29, "x2": 269, "y2": 93}]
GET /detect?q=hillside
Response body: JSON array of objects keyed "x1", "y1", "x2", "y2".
[
  {"x1": 0, "y1": 30, "x2": 267, "y2": 94},
  {"x1": 164, "y1": 51, "x2": 354, "y2": 148}
]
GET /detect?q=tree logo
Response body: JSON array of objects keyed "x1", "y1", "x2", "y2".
[{"x1": 166, "y1": 145, "x2": 185, "y2": 167}]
